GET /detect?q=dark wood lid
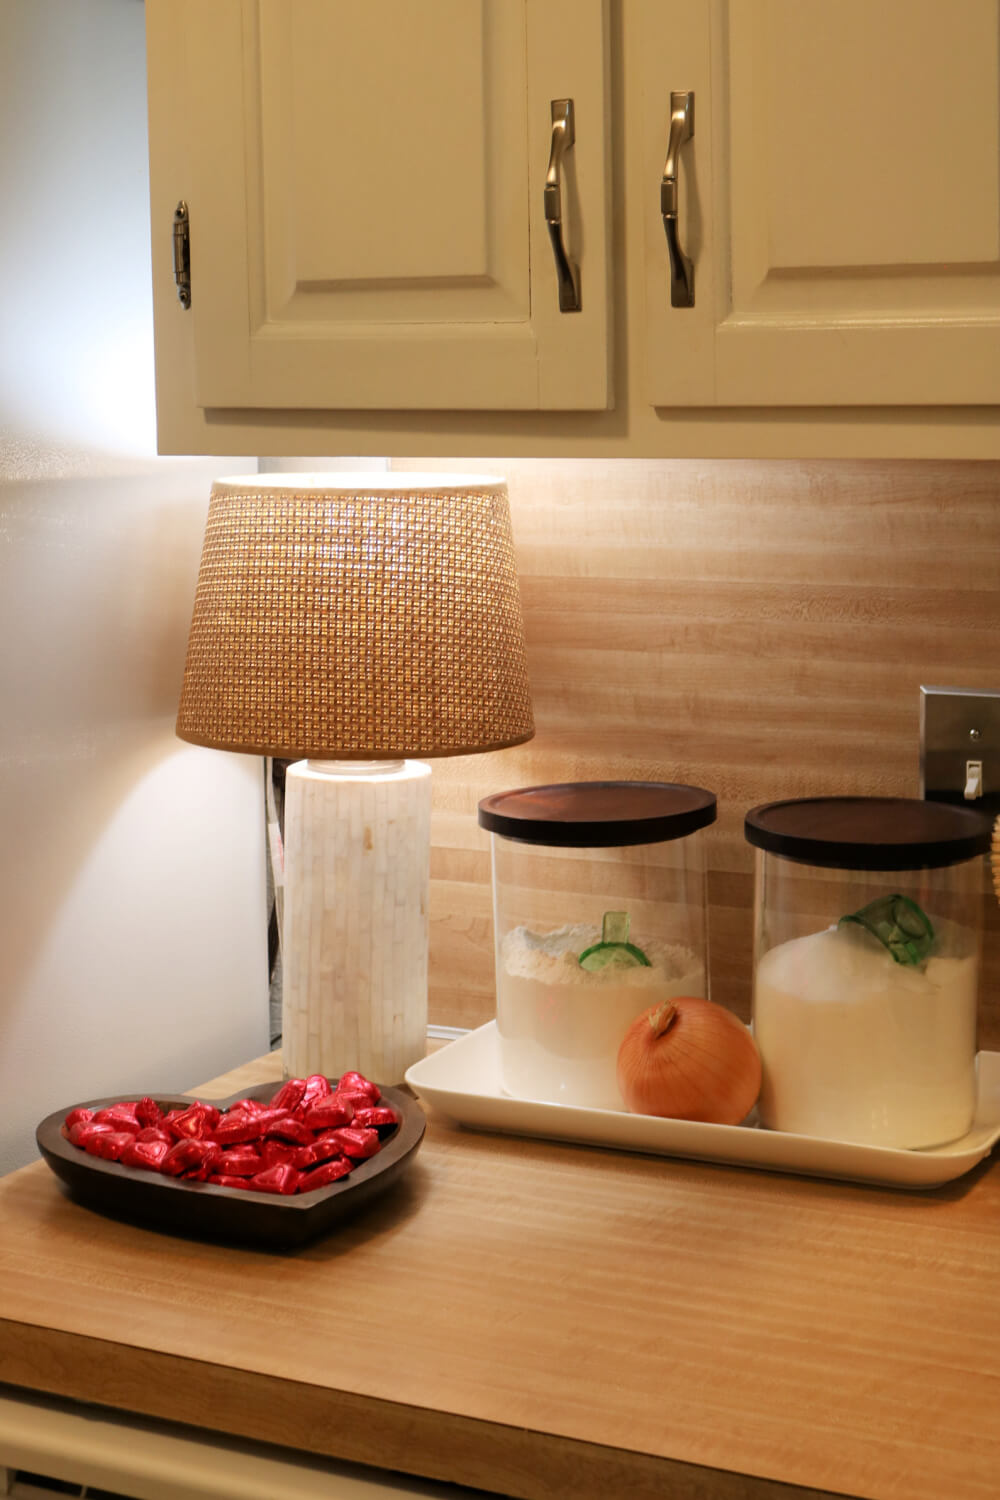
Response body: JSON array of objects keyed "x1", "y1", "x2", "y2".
[
  {"x1": 744, "y1": 796, "x2": 993, "y2": 871},
  {"x1": 478, "y1": 781, "x2": 717, "y2": 848}
]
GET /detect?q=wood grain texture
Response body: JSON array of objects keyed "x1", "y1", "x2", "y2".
[
  {"x1": 2, "y1": 1052, "x2": 1000, "y2": 1500},
  {"x1": 389, "y1": 459, "x2": 1000, "y2": 1045},
  {"x1": 0, "y1": 1327, "x2": 854, "y2": 1500}
]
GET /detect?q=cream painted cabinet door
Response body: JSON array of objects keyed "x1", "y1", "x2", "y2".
[
  {"x1": 177, "y1": 0, "x2": 611, "y2": 412},
  {"x1": 641, "y1": 0, "x2": 1000, "y2": 406}
]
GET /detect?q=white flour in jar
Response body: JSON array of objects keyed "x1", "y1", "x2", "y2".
[
  {"x1": 496, "y1": 922, "x2": 704, "y2": 1109},
  {"x1": 753, "y1": 922, "x2": 978, "y2": 1148}
]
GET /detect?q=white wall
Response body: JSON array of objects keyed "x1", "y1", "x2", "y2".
[{"x1": 0, "y1": 0, "x2": 269, "y2": 1173}]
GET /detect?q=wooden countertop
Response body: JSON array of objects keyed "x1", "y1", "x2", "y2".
[{"x1": 1, "y1": 1050, "x2": 999, "y2": 1500}]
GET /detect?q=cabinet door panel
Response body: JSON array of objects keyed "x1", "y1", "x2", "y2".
[
  {"x1": 758, "y1": 6, "x2": 999, "y2": 273},
  {"x1": 644, "y1": 0, "x2": 1000, "y2": 406},
  {"x1": 254, "y1": 3, "x2": 526, "y2": 325},
  {"x1": 183, "y1": 0, "x2": 611, "y2": 411}
]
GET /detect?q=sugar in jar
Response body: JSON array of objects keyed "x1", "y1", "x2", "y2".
[
  {"x1": 478, "y1": 781, "x2": 716, "y2": 1110},
  {"x1": 745, "y1": 796, "x2": 992, "y2": 1149}
]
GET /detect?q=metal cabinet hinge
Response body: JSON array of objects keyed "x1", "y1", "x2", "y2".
[{"x1": 172, "y1": 200, "x2": 191, "y2": 309}]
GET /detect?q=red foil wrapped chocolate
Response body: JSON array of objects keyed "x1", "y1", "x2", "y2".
[
  {"x1": 166, "y1": 1103, "x2": 220, "y2": 1140},
  {"x1": 266, "y1": 1115, "x2": 314, "y2": 1145},
  {"x1": 299, "y1": 1157, "x2": 353, "y2": 1192},
  {"x1": 334, "y1": 1090, "x2": 375, "y2": 1113},
  {"x1": 89, "y1": 1130, "x2": 135, "y2": 1161},
  {"x1": 302, "y1": 1097, "x2": 354, "y2": 1131},
  {"x1": 269, "y1": 1078, "x2": 306, "y2": 1113},
  {"x1": 226, "y1": 1097, "x2": 268, "y2": 1117},
  {"x1": 211, "y1": 1115, "x2": 265, "y2": 1146},
  {"x1": 136, "y1": 1097, "x2": 163, "y2": 1127},
  {"x1": 249, "y1": 1163, "x2": 300, "y2": 1195},
  {"x1": 73, "y1": 1121, "x2": 116, "y2": 1149},
  {"x1": 162, "y1": 1138, "x2": 220, "y2": 1177},
  {"x1": 337, "y1": 1071, "x2": 381, "y2": 1103},
  {"x1": 93, "y1": 1104, "x2": 141, "y2": 1134},
  {"x1": 352, "y1": 1106, "x2": 399, "y2": 1132},
  {"x1": 258, "y1": 1139, "x2": 297, "y2": 1170},
  {"x1": 61, "y1": 1068, "x2": 394, "y2": 1196},
  {"x1": 216, "y1": 1145, "x2": 264, "y2": 1177},
  {"x1": 299, "y1": 1074, "x2": 332, "y2": 1109},
  {"x1": 326, "y1": 1126, "x2": 381, "y2": 1160},
  {"x1": 120, "y1": 1137, "x2": 170, "y2": 1172}
]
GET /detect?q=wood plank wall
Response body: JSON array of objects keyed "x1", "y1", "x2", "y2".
[{"x1": 392, "y1": 459, "x2": 1000, "y2": 1048}]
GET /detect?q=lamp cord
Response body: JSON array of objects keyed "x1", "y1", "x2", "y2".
[
  {"x1": 265, "y1": 755, "x2": 285, "y2": 954},
  {"x1": 265, "y1": 757, "x2": 287, "y2": 1049}
]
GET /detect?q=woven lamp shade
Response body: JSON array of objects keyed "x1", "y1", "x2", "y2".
[{"x1": 176, "y1": 473, "x2": 534, "y2": 760}]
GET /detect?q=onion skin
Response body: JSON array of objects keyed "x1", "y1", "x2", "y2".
[{"x1": 616, "y1": 996, "x2": 761, "y2": 1124}]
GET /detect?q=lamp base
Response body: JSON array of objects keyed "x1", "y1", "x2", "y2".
[{"x1": 281, "y1": 758, "x2": 432, "y2": 1084}]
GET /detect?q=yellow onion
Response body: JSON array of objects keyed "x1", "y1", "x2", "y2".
[{"x1": 616, "y1": 996, "x2": 761, "y2": 1124}]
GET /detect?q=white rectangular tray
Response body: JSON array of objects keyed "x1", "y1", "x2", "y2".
[{"x1": 405, "y1": 1022, "x2": 1000, "y2": 1190}]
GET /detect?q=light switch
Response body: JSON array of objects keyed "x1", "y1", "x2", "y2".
[
  {"x1": 919, "y1": 685, "x2": 1000, "y2": 815},
  {"x1": 964, "y1": 760, "x2": 983, "y2": 800}
]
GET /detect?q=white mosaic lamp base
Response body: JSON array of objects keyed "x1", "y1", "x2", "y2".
[{"x1": 281, "y1": 759, "x2": 432, "y2": 1085}]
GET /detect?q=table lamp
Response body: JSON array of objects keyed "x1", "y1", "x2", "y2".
[{"x1": 175, "y1": 472, "x2": 533, "y2": 1084}]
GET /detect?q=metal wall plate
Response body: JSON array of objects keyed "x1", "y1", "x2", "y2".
[{"x1": 919, "y1": 685, "x2": 1000, "y2": 815}]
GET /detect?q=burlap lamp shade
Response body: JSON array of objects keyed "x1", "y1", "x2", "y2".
[
  {"x1": 176, "y1": 474, "x2": 534, "y2": 761},
  {"x1": 176, "y1": 473, "x2": 534, "y2": 1083}
]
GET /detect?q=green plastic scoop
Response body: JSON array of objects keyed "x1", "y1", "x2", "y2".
[
  {"x1": 578, "y1": 911, "x2": 651, "y2": 971},
  {"x1": 838, "y1": 893, "x2": 935, "y2": 966}
]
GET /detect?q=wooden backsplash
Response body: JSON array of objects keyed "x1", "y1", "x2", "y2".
[{"x1": 391, "y1": 458, "x2": 1000, "y2": 1047}]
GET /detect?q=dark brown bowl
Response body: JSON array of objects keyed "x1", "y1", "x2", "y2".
[{"x1": 36, "y1": 1079, "x2": 426, "y2": 1249}]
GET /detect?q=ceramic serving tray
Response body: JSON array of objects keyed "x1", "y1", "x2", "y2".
[
  {"x1": 36, "y1": 1081, "x2": 426, "y2": 1248},
  {"x1": 405, "y1": 1023, "x2": 1000, "y2": 1190}
]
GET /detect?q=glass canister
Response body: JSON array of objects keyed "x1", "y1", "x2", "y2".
[
  {"x1": 745, "y1": 796, "x2": 993, "y2": 1149},
  {"x1": 478, "y1": 781, "x2": 716, "y2": 1109}
]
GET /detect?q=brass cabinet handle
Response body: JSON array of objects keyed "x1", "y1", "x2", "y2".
[
  {"x1": 544, "y1": 98, "x2": 581, "y2": 313},
  {"x1": 661, "y1": 91, "x2": 694, "y2": 308}
]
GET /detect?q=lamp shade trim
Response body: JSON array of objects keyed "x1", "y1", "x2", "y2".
[
  {"x1": 176, "y1": 728, "x2": 537, "y2": 761},
  {"x1": 212, "y1": 472, "x2": 508, "y2": 494}
]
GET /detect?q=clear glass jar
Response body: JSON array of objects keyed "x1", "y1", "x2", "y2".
[
  {"x1": 478, "y1": 781, "x2": 716, "y2": 1109},
  {"x1": 745, "y1": 796, "x2": 993, "y2": 1149}
]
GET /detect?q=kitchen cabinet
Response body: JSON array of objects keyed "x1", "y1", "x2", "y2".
[
  {"x1": 642, "y1": 0, "x2": 1000, "y2": 408},
  {"x1": 153, "y1": 0, "x2": 611, "y2": 414},
  {"x1": 146, "y1": 0, "x2": 1000, "y2": 458}
]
